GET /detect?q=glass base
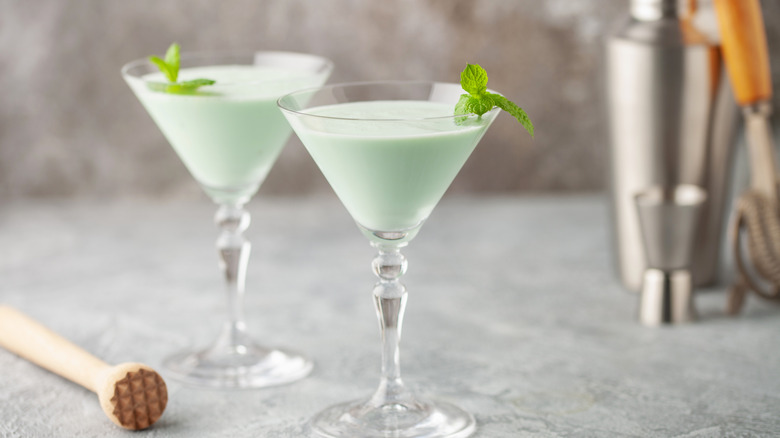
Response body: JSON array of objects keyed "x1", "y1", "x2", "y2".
[
  {"x1": 162, "y1": 342, "x2": 312, "y2": 389},
  {"x1": 311, "y1": 397, "x2": 476, "y2": 438}
]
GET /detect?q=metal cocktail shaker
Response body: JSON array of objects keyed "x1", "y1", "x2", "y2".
[{"x1": 606, "y1": 0, "x2": 740, "y2": 291}]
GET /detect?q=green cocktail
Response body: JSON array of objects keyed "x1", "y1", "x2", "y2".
[
  {"x1": 279, "y1": 81, "x2": 500, "y2": 438},
  {"x1": 123, "y1": 50, "x2": 332, "y2": 389},
  {"x1": 127, "y1": 64, "x2": 324, "y2": 203},
  {"x1": 291, "y1": 100, "x2": 493, "y2": 233}
]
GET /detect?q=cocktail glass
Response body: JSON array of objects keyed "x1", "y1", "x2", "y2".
[
  {"x1": 122, "y1": 51, "x2": 333, "y2": 388},
  {"x1": 279, "y1": 81, "x2": 499, "y2": 437}
]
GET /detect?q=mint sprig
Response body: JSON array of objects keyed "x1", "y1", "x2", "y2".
[
  {"x1": 454, "y1": 64, "x2": 534, "y2": 138},
  {"x1": 148, "y1": 43, "x2": 215, "y2": 94}
]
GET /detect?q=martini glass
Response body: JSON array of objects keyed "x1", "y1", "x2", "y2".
[
  {"x1": 122, "y1": 51, "x2": 333, "y2": 388},
  {"x1": 279, "y1": 82, "x2": 499, "y2": 438}
]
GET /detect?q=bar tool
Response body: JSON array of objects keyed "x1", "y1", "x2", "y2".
[
  {"x1": 713, "y1": 0, "x2": 780, "y2": 313},
  {"x1": 0, "y1": 306, "x2": 168, "y2": 430},
  {"x1": 606, "y1": 0, "x2": 739, "y2": 291},
  {"x1": 635, "y1": 185, "x2": 707, "y2": 325}
]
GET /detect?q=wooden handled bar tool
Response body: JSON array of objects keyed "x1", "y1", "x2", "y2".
[
  {"x1": 0, "y1": 305, "x2": 168, "y2": 430},
  {"x1": 714, "y1": 0, "x2": 780, "y2": 312}
]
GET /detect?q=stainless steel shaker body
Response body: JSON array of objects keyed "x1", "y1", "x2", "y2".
[{"x1": 606, "y1": 0, "x2": 739, "y2": 291}]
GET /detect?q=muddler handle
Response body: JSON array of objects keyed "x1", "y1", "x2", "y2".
[
  {"x1": 0, "y1": 305, "x2": 107, "y2": 392},
  {"x1": 714, "y1": 0, "x2": 773, "y2": 105}
]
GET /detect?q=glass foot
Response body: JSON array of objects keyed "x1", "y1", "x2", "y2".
[
  {"x1": 162, "y1": 341, "x2": 312, "y2": 389},
  {"x1": 311, "y1": 397, "x2": 476, "y2": 438}
]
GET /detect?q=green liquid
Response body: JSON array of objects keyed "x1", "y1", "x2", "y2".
[
  {"x1": 289, "y1": 101, "x2": 495, "y2": 231},
  {"x1": 126, "y1": 65, "x2": 326, "y2": 203}
]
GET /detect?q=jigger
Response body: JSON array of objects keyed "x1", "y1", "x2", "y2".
[{"x1": 634, "y1": 185, "x2": 708, "y2": 326}]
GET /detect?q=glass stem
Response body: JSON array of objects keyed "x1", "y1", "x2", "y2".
[
  {"x1": 215, "y1": 203, "x2": 251, "y2": 351},
  {"x1": 369, "y1": 242, "x2": 412, "y2": 407}
]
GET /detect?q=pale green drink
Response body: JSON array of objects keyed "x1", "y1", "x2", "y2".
[
  {"x1": 125, "y1": 65, "x2": 326, "y2": 203},
  {"x1": 121, "y1": 52, "x2": 334, "y2": 390},
  {"x1": 286, "y1": 101, "x2": 497, "y2": 231}
]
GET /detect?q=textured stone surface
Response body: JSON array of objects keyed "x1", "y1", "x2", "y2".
[
  {"x1": 0, "y1": 197, "x2": 779, "y2": 437},
  {"x1": 0, "y1": 0, "x2": 778, "y2": 199}
]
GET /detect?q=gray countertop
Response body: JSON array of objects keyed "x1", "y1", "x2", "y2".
[{"x1": 1, "y1": 196, "x2": 779, "y2": 437}]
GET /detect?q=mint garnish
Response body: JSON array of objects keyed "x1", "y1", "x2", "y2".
[
  {"x1": 148, "y1": 43, "x2": 215, "y2": 94},
  {"x1": 454, "y1": 64, "x2": 534, "y2": 138}
]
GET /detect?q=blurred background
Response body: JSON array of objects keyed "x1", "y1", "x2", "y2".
[{"x1": 0, "y1": 0, "x2": 778, "y2": 200}]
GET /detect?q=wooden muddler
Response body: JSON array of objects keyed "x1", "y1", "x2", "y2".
[{"x1": 0, "y1": 306, "x2": 168, "y2": 430}]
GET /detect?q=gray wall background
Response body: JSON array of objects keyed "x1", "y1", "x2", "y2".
[{"x1": 1, "y1": 0, "x2": 779, "y2": 199}]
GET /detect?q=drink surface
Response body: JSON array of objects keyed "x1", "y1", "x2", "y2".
[
  {"x1": 127, "y1": 65, "x2": 325, "y2": 202},
  {"x1": 290, "y1": 100, "x2": 494, "y2": 231}
]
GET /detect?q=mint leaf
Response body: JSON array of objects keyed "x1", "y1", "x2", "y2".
[
  {"x1": 147, "y1": 43, "x2": 216, "y2": 94},
  {"x1": 166, "y1": 79, "x2": 216, "y2": 94},
  {"x1": 488, "y1": 93, "x2": 534, "y2": 138},
  {"x1": 164, "y1": 43, "x2": 180, "y2": 81},
  {"x1": 465, "y1": 94, "x2": 495, "y2": 116},
  {"x1": 453, "y1": 94, "x2": 471, "y2": 124},
  {"x1": 179, "y1": 78, "x2": 215, "y2": 87},
  {"x1": 454, "y1": 63, "x2": 534, "y2": 137},
  {"x1": 147, "y1": 79, "x2": 216, "y2": 94},
  {"x1": 460, "y1": 64, "x2": 488, "y2": 95},
  {"x1": 149, "y1": 56, "x2": 175, "y2": 82},
  {"x1": 454, "y1": 94, "x2": 471, "y2": 116}
]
